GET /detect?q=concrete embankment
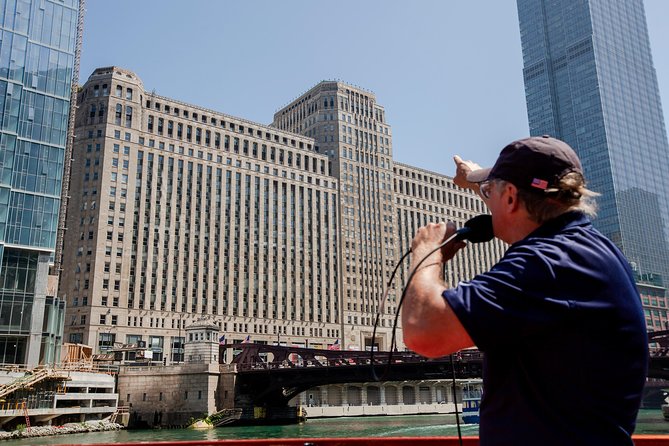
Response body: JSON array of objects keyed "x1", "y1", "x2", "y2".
[{"x1": 0, "y1": 420, "x2": 124, "y2": 441}]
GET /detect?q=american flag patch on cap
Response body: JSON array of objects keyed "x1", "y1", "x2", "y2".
[{"x1": 531, "y1": 178, "x2": 549, "y2": 190}]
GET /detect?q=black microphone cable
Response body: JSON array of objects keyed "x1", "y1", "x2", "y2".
[
  {"x1": 369, "y1": 215, "x2": 493, "y2": 443},
  {"x1": 370, "y1": 229, "x2": 465, "y2": 380},
  {"x1": 450, "y1": 353, "x2": 463, "y2": 444},
  {"x1": 366, "y1": 230, "x2": 464, "y2": 443},
  {"x1": 386, "y1": 214, "x2": 493, "y2": 358},
  {"x1": 387, "y1": 230, "x2": 465, "y2": 369},
  {"x1": 369, "y1": 247, "x2": 411, "y2": 381}
]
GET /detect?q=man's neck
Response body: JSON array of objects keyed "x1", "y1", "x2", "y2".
[{"x1": 505, "y1": 213, "x2": 541, "y2": 245}]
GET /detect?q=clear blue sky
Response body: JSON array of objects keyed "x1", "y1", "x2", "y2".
[{"x1": 79, "y1": 0, "x2": 669, "y2": 175}]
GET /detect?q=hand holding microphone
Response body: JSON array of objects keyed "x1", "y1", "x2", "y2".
[{"x1": 411, "y1": 214, "x2": 494, "y2": 272}]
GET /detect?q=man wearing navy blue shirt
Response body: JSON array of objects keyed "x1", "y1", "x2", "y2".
[{"x1": 402, "y1": 136, "x2": 648, "y2": 445}]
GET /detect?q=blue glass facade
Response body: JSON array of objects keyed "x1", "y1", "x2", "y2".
[
  {"x1": 0, "y1": 0, "x2": 79, "y2": 365},
  {"x1": 517, "y1": 0, "x2": 669, "y2": 328}
]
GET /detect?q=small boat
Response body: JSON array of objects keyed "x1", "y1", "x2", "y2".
[
  {"x1": 661, "y1": 389, "x2": 669, "y2": 421},
  {"x1": 461, "y1": 381, "x2": 482, "y2": 424}
]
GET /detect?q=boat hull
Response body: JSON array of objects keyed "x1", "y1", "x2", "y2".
[{"x1": 75, "y1": 436, "x2": 669, "y2": 445}]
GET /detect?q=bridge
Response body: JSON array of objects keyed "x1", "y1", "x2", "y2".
[
  {"x1": 226, "y1": 344, "x2": 483, "y2": 409},
  {"x1": 224, "y1": 337, "x2": 669, "y2": 411}
]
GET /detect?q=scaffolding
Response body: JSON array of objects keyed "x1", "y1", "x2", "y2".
[
  {"x1": 0, "y1": 368, "x2": 69, "y2": 399},
  {"x1": 54, "y1": 0, "x2": 86, "y2": 273}
]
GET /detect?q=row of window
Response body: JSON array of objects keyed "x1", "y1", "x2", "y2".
[
  {"x1": 396, "y1": 179, "x2": 483, "y2": 213},
  {"x1": 143, "y1": 99, "x2": 312, "y2": 150},
  {"x1": 144, "y1": 116, "x2": 327, "y2": 174},
  {"x1": 90, "y1": 83, "x2": 133, "y2": 100}
]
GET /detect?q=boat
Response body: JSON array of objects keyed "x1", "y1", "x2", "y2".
[
  {"x1": 64, "y1": 436, "x2": 669, "y2": 445},
  {"x1": 461, "y1": 381, "x2": 482, "y2": 424}
]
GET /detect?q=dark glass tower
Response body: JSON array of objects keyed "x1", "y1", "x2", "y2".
[
  {"x1": 517, "y1": 0, "x2": 669, "y2": 329},
  {"x1": 0, "y1": 0, "x2": 82, "y2": 365}
]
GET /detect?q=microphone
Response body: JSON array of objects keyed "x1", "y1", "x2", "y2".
[{"x1": 454, "y1": 214, "x2": 494, "y2": 243}]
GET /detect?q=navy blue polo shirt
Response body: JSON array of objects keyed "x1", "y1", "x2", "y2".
[{"x1": 444, "y1": 211, "x2": 648, "y2": 446}]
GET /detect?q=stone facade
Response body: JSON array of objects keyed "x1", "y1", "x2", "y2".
[
  {"x1": 116, "y1": 363, "x2": 221, "y2": 427},
  {"x1": 59, "y1": 67, "x2": 504, "y2": 362},
  {"x1": 184, "y1": 320, "x2": 220, "y2": 364}
]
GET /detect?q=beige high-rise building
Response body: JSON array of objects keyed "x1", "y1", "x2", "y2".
[
  {"x1": 60, "y1": 67, "x2": 503, "y2": 362},
  {"x1": 273, "y1": 83, "x2": 505, "y2": 351}
]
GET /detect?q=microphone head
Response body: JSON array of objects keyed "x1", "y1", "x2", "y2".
[{"x1": 457, "y1": 215, "x2": 494, "y2": 243}]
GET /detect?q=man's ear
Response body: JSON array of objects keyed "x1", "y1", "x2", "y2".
[{"x1": 505, "y1": 184, "x2": 521, "y2": 212}]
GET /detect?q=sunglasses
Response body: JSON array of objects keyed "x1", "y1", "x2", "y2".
[{"x1": 479, "y1": 180, "x2": 495, "y2": 199}]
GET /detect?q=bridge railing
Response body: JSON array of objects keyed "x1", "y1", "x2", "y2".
[{"x1": 226, "y1": 344, "x2": 483, "y2": 372}]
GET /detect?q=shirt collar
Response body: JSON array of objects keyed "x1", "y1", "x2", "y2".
[{"x1": 519, "y1": 211, "x2": 591, "y2": 242}]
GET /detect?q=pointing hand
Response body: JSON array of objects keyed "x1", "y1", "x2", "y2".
[{"x1": 453, "y1": 155, "x2": 482, "y2": 191}]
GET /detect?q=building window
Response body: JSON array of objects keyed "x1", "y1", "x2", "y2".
[
  {"x1": 125, "y1": 106, "x2": 133, "y2": 127},
  {"x1": 69, "y1": 333, "x2": 83, "y2": 343},
  {"x1": 98, "y1": 332, "x2": 115, "y2": 352}
]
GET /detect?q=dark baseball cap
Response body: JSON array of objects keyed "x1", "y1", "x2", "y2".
[{"x1": 467, "y1": 135, "x2": 583, "y2": 192}]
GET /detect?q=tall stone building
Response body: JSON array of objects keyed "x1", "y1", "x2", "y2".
[
  {"x1": 60, "y1": 67, "x2": 503, "y2": 361},
  {"x1": 273, "y1": 84, "x2": 505, "y2": 350},
  {"x1": 0, "y1": 0, "x2": 84, "y2": 366},
  {"x1": 273, "y1": 83, "x2": 397, "y2": 350},
  {"x1": 517, "y1": 0, "x2": 669, "y2": 330}
]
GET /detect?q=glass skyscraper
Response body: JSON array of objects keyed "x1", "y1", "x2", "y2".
[
  {"x1": 0, "y1": 0, "x2": 82, "y2": 365},
  {"x1": 517, "y1": 0, "x2": 669, "y2": 329}
]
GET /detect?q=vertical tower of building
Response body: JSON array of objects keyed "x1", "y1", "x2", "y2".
[
  {"x1": 274, "y1": 83, "x2": 396, "y2": 350},
  {"x1": 0, "y1": 0, "x2": 83, "y2": 365},
  {"x1": 517, "y1": 0, "x2": 669, "y2": 329},
  {"x1": 274, "y1": 83, "x2": 504, "y2": 351}
]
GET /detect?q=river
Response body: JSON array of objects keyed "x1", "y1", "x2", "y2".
[{"x1": 1, "y1": 410, "x2": 667, "y2": 444}]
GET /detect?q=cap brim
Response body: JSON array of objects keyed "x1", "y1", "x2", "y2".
[{"x1": 466, "y1": 167, "x2": 492, "y2": 183}]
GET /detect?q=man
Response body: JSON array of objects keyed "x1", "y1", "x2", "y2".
[{"x1": 402, "y1": 136, "x2": 648, "y2": 445}]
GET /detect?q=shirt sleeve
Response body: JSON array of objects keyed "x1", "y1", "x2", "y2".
[{"x1": 443, "y1": 243, "x2": 573, "y2": 351}]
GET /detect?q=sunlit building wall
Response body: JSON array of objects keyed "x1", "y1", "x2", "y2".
[
  {"x1": 61, "y1": 68, "x2": 340, "y2": 361},
  {"x1": 60, "y1": 68, "x2": 504, "y2": 360}
]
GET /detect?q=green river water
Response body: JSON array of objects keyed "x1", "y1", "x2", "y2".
[{"x1": 1, "y1": 410, "x2": 668, "y2": 444}]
